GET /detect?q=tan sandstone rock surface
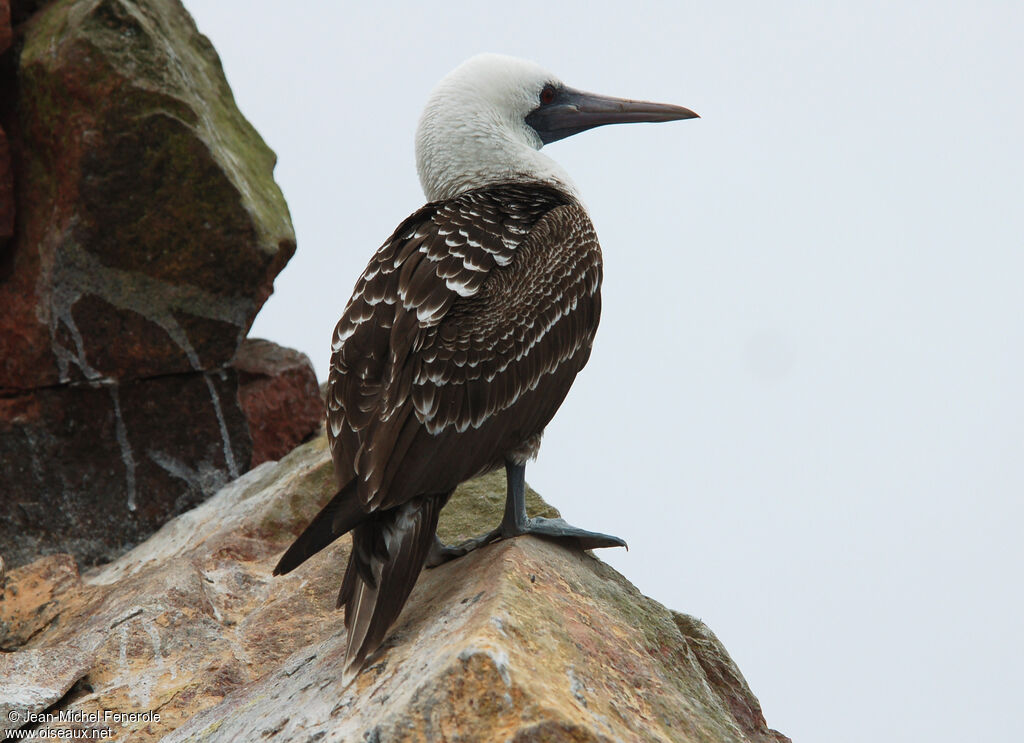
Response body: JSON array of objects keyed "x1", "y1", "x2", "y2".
[{"x1": 0, "y1": 429, "x2": 787, "y2": 742}]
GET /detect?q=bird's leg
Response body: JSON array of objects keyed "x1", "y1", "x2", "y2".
[
  {"x1": 499, "y1": 459, "x2": 528, "y2": 534},
  {"x1": 425, "y1": 460, "x2": 626, "y2": 568},
  {"x1": 499, "y1": 460, "x2": 627, "y2": 550}
]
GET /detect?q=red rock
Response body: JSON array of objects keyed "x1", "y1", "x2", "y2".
[
  {"x1": 234, "y1": 338, "x2": 323, "y2": 466},
  {"x1": 0, "y1": 0, "x2": 295, "y2": 391}
]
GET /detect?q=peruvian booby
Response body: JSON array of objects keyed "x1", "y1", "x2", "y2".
[{"x1": 274, "y1": 54, "x2": 698, "y2": 681}]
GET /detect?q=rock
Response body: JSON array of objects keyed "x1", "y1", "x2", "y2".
[
  {"x1": 0, "y1": 0, "x2": 294, "y2": 390},
  {"x1": 0, "y1": 646, "x2": 95, "y2": 734},
  {"x1": 0, "y1": 370, "x2": 251, "y2": 569},
  {"x1": 671, "y1": 613, "x2": 786, "y2": 743},
  {"x1": 0, "y1": 431, "x2": 788, "y2": 742},
  {"x1": 233, "y1": 338, "x2": 323, "y2": 467},
  {"x1": 0, "y1": 553, "x2": 82, "y2": 649},
  {"x1": 0, "y1": 556, "x2": 93, "y2": 735},
  {"x1": 0, "y1": 0, "x2": 305, "y2": 569}
]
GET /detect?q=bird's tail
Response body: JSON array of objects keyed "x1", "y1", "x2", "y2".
[
  {"x1": 338, "y1": 493, "x2": 448, "y2": 683},
  {"x1": 273, "y1": 479, "x2": 366, "y2": 576}
]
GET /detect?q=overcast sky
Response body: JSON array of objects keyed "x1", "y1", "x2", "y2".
[{"x1": 183, "y1": 2, "x2": 1023, "y2": 741}]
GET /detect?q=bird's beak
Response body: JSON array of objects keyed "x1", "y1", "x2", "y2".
[{"x1": 526, "y1": 86, "x2": 699, "y2": 145}]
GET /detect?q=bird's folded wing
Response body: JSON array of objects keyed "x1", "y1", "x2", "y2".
[{"x1": 326, "y1": 184, "x2": 600, "y2": 510}]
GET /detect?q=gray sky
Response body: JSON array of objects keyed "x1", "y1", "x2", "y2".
[{"x1": 183, "y1": 2, "x2": 1023, "y2": 740}]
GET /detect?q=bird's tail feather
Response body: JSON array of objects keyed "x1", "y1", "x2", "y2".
[
  {"x1": 339, "y1": 494, "x2": 447, "y2": 683},
  {"x1": 273, "y1": 479, "x2": 366, "y2": 576}
]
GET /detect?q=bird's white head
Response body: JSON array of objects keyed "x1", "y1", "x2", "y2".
[
  {"x1": 416, "y1": 54, "x2": 566, "y2": 202},
  {"x1": 415, "y1": 54, "x2": 699, "y2": 203}
]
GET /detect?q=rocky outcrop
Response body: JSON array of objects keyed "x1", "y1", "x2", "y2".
[
  {"x1": 0, "y1": 431, "x2": 788, "y2": 742},
  {"x1": 1, "y1": 0, "x2": 294, "y2": 390},
  {"x1": 0, "y1": 0, "x2": 319, "y2": 568}
]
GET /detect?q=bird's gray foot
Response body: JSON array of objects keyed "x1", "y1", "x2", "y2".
[
  {"x1": 505, "y1": 516, "x2": 627, "y2": 551},
  {"x1": 426, "y1": 461, "x2": 626, "y2": 569},
  {"x1": 498, "y1": 461, "x2": 626, "y2": 551}
]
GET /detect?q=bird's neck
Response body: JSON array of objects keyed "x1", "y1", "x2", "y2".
[{"x1": 416, "y1": 116, "x2": 578, "y2": 203}]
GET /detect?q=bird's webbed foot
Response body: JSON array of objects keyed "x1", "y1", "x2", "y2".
[
  {"x1": 424, "y1": 517, "x2": 625, "y2": 569},
  {"x1": 505, "y1": 516, "x2": 627, "y2": 551}
]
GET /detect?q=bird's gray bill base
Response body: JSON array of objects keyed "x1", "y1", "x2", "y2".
[{"x1": 526, "y1": 86, "x2": 699, "y2": 145}]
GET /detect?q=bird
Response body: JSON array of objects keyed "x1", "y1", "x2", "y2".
[{"x1": 273, "y1": 53, "x2": 698, "y2": 682}]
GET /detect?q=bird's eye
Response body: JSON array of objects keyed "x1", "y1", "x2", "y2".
[{"x1": 539, "y1": 84, "x2": 556, "y2": 105}]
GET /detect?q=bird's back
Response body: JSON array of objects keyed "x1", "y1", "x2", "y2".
[{"x1": 326, "y1": 182, "x2": 603, "y2": 511}]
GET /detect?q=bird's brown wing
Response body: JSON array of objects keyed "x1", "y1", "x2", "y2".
[
  {"x1": 327, "y1": 183, "x2": 602, "y2": 511},
  {"x1": 374, "y1": 201, "x2": 602, "y2": 508}
]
